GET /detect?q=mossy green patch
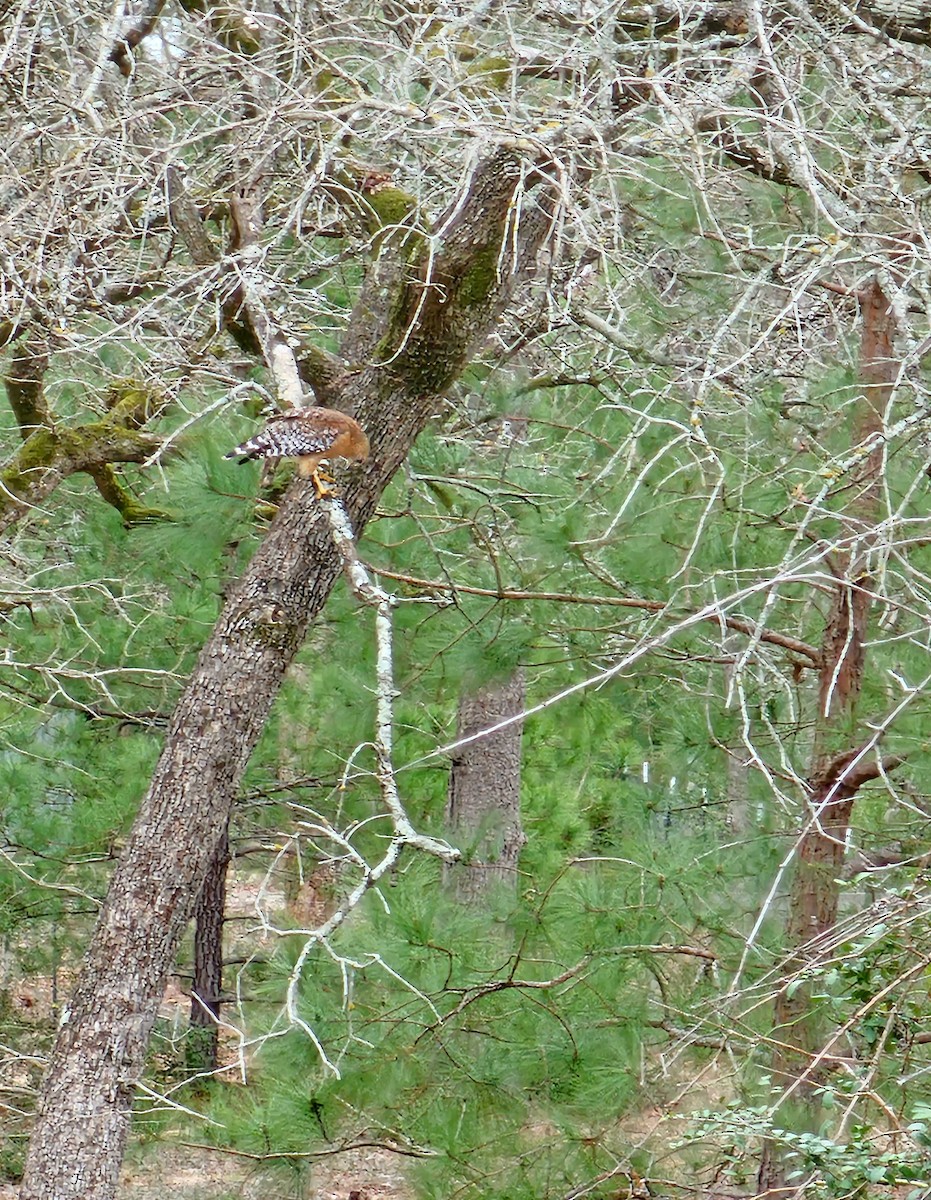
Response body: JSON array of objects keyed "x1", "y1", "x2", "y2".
[
  {"x1": 0, "y1": 427, "x2": 59, "y2": 495},
  {"x1": 365, "y1": 186, "x2": 418, "y2": 230},
  {"x1": 106, "y1": 379, "x2": 165, "y2": 426},
  {"x1": 457, "y1": 242, "x2": 500, "y2": 306}
]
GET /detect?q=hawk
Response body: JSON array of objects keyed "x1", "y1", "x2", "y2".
[{"x1": 225, "y1": 405, "x2": 369, "y2": 496}]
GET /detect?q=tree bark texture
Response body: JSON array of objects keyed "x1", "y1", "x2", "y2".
[
  {"x1": 187, "y1": 824, "x2": 230, "y2": 1072},
  {"x1": 445, "y1": 669, "x2": 527, "y2": 903},
  {"x1": 19, "y1": 148, "x2": 557, "y2": 1200}
]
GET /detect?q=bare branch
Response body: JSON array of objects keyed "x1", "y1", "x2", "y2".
[
  {"x1": 364, "y1": 563, "x2": 822, "y2": 664},
  {"x1": 324, "y1": 496, "x2": 459, "y2": 863}
]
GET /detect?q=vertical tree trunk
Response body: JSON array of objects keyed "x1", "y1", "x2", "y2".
[
  {"x1": 187, "y1": 824, "x2": 230, "y2": 1072},
  {"x1": 759, "y1": 278, "x2": 901, "y2": 1192},
  {"x1": 444, "y1": 669, "x2": 526, "y2": 903}
]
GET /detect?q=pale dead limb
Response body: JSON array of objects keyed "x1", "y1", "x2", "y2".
[
  {"x1": 260, "y1": 496, "x2": 458, "y2": 1075},
  {"x1": 323, "y1": 496, "x2": 459, "y2": 861},
  {"x1": 205, "y1": 183, "x2": 457, "y2": 1071}
]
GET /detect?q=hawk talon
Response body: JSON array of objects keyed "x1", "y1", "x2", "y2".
[{"x1": 311, "y1": 469, "x2": 337, "y2": 499}]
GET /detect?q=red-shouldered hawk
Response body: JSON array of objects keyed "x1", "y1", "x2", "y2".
[{"x1": 225, "y1": 406, "x2": 369, "y2": 496}]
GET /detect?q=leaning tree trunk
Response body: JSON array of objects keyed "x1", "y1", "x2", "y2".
[
  {"x1": 758, "y1": 277, "x2": 904, "y2": 1193},
  {"x1": 445, "y1": 669, "x2": 527, "y2": 904},
  {"x1": 19, "y1": 148, "x2": 558, "y2": 1200},
  {"x1": 187, "y1": 825, "x2": 230, "y2": 1072}
]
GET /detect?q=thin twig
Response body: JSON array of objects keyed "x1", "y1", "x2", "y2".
[{"x1": 179, "y1": 1136, "x2": 437, "y2": 1161}]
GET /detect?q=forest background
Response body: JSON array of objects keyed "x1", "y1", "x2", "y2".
[{"x1": 4, "y1": 1, "x2": 931, "y2": 1198}]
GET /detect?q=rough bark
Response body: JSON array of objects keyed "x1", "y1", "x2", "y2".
[
  {"x1": 19, "y1": 146, "x2": 557, "y2": 1200},
  {"x1": 165, "y1": 166, "x2": 262, "y2": 358},
  {"x1": 5, "y1": 325, "x2": 50, "y2": 434},
  {"x1": 772, "y1": 279, "x2": 895, "y2": 1064},
  {"x1": 187, "y1": 825, "x2": 230, "y2": 1072},
  {"x1": 444, "y1": 669, "x2": 527, "y2": 903},
  {"x1": 839, "y1": 0, "x2": 931, "y2": 44}
]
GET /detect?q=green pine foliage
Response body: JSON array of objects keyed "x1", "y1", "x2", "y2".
[
  {"x1": 203, "y1": 863, "x2": 675, "y2": 1196},
  {"x1": 8, "y1": 7, "x2": 931, "y2": 1192},
  {"x1": 154, "y1": 351, "x2": 827, "y2": 1195}
]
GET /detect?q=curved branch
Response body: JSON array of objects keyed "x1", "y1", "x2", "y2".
[
  {"x1": 0, "y1": 421, "x2": 164, "y2": 534},
  {"x1": 5, "y1": 325, "x2": 50, "y2": 435},
  {"x1": 809, "y1": 747, "x2": 908, "y2": 801},
  {"x1": 165, "y1": 166, "x2": 261, "y2": 357},
  {"x1": 433, "y1": 943, "x2": 717, "y2": 1028}
]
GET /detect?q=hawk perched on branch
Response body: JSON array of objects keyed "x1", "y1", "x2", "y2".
[{"x1": 225, "y1": 405, "x2": 369, "y2": 496}]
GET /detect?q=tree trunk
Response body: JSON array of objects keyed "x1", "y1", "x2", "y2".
[
  {"x1": 187, "y1": 824, "x2": 230, "y2": 1072},
  {"x1": 445, "y1": 669, "x2": 526, "y2": 903},
  {"x1": 19, "y1": 148, "x2": 557, "y2": 1200},
  {"x1": 758, "y1": 277, "x2": 902, "y2": 1192}
]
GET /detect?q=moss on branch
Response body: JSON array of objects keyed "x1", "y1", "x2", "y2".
[
  {"x1": 87, "y1": 465, "x2": 173, "y2": 526},
  {"x1": 0, "y1": 418, "x2": 164, "y2": 532},
  {"x1": 465, "y1": 55, "x2": 512, "y2": 91},
  {"x1": 2, "y1": 423, "x2": 161, "y2": 492},
  {"x1": 455, "y1": 243, "x2": 502, "y2": 307},
  {"x1": 362, "y1": 148, "x2": 531, "y2": 397},
  {"x1": 362, "y1": 185, "x2": 418, "y2": 231},
  {"x1": 105, "y1": 379, "x2": 168, "y2": 428},
  {"x1": 329, "y1": 160, "x2": 422, "y2": 241}
]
